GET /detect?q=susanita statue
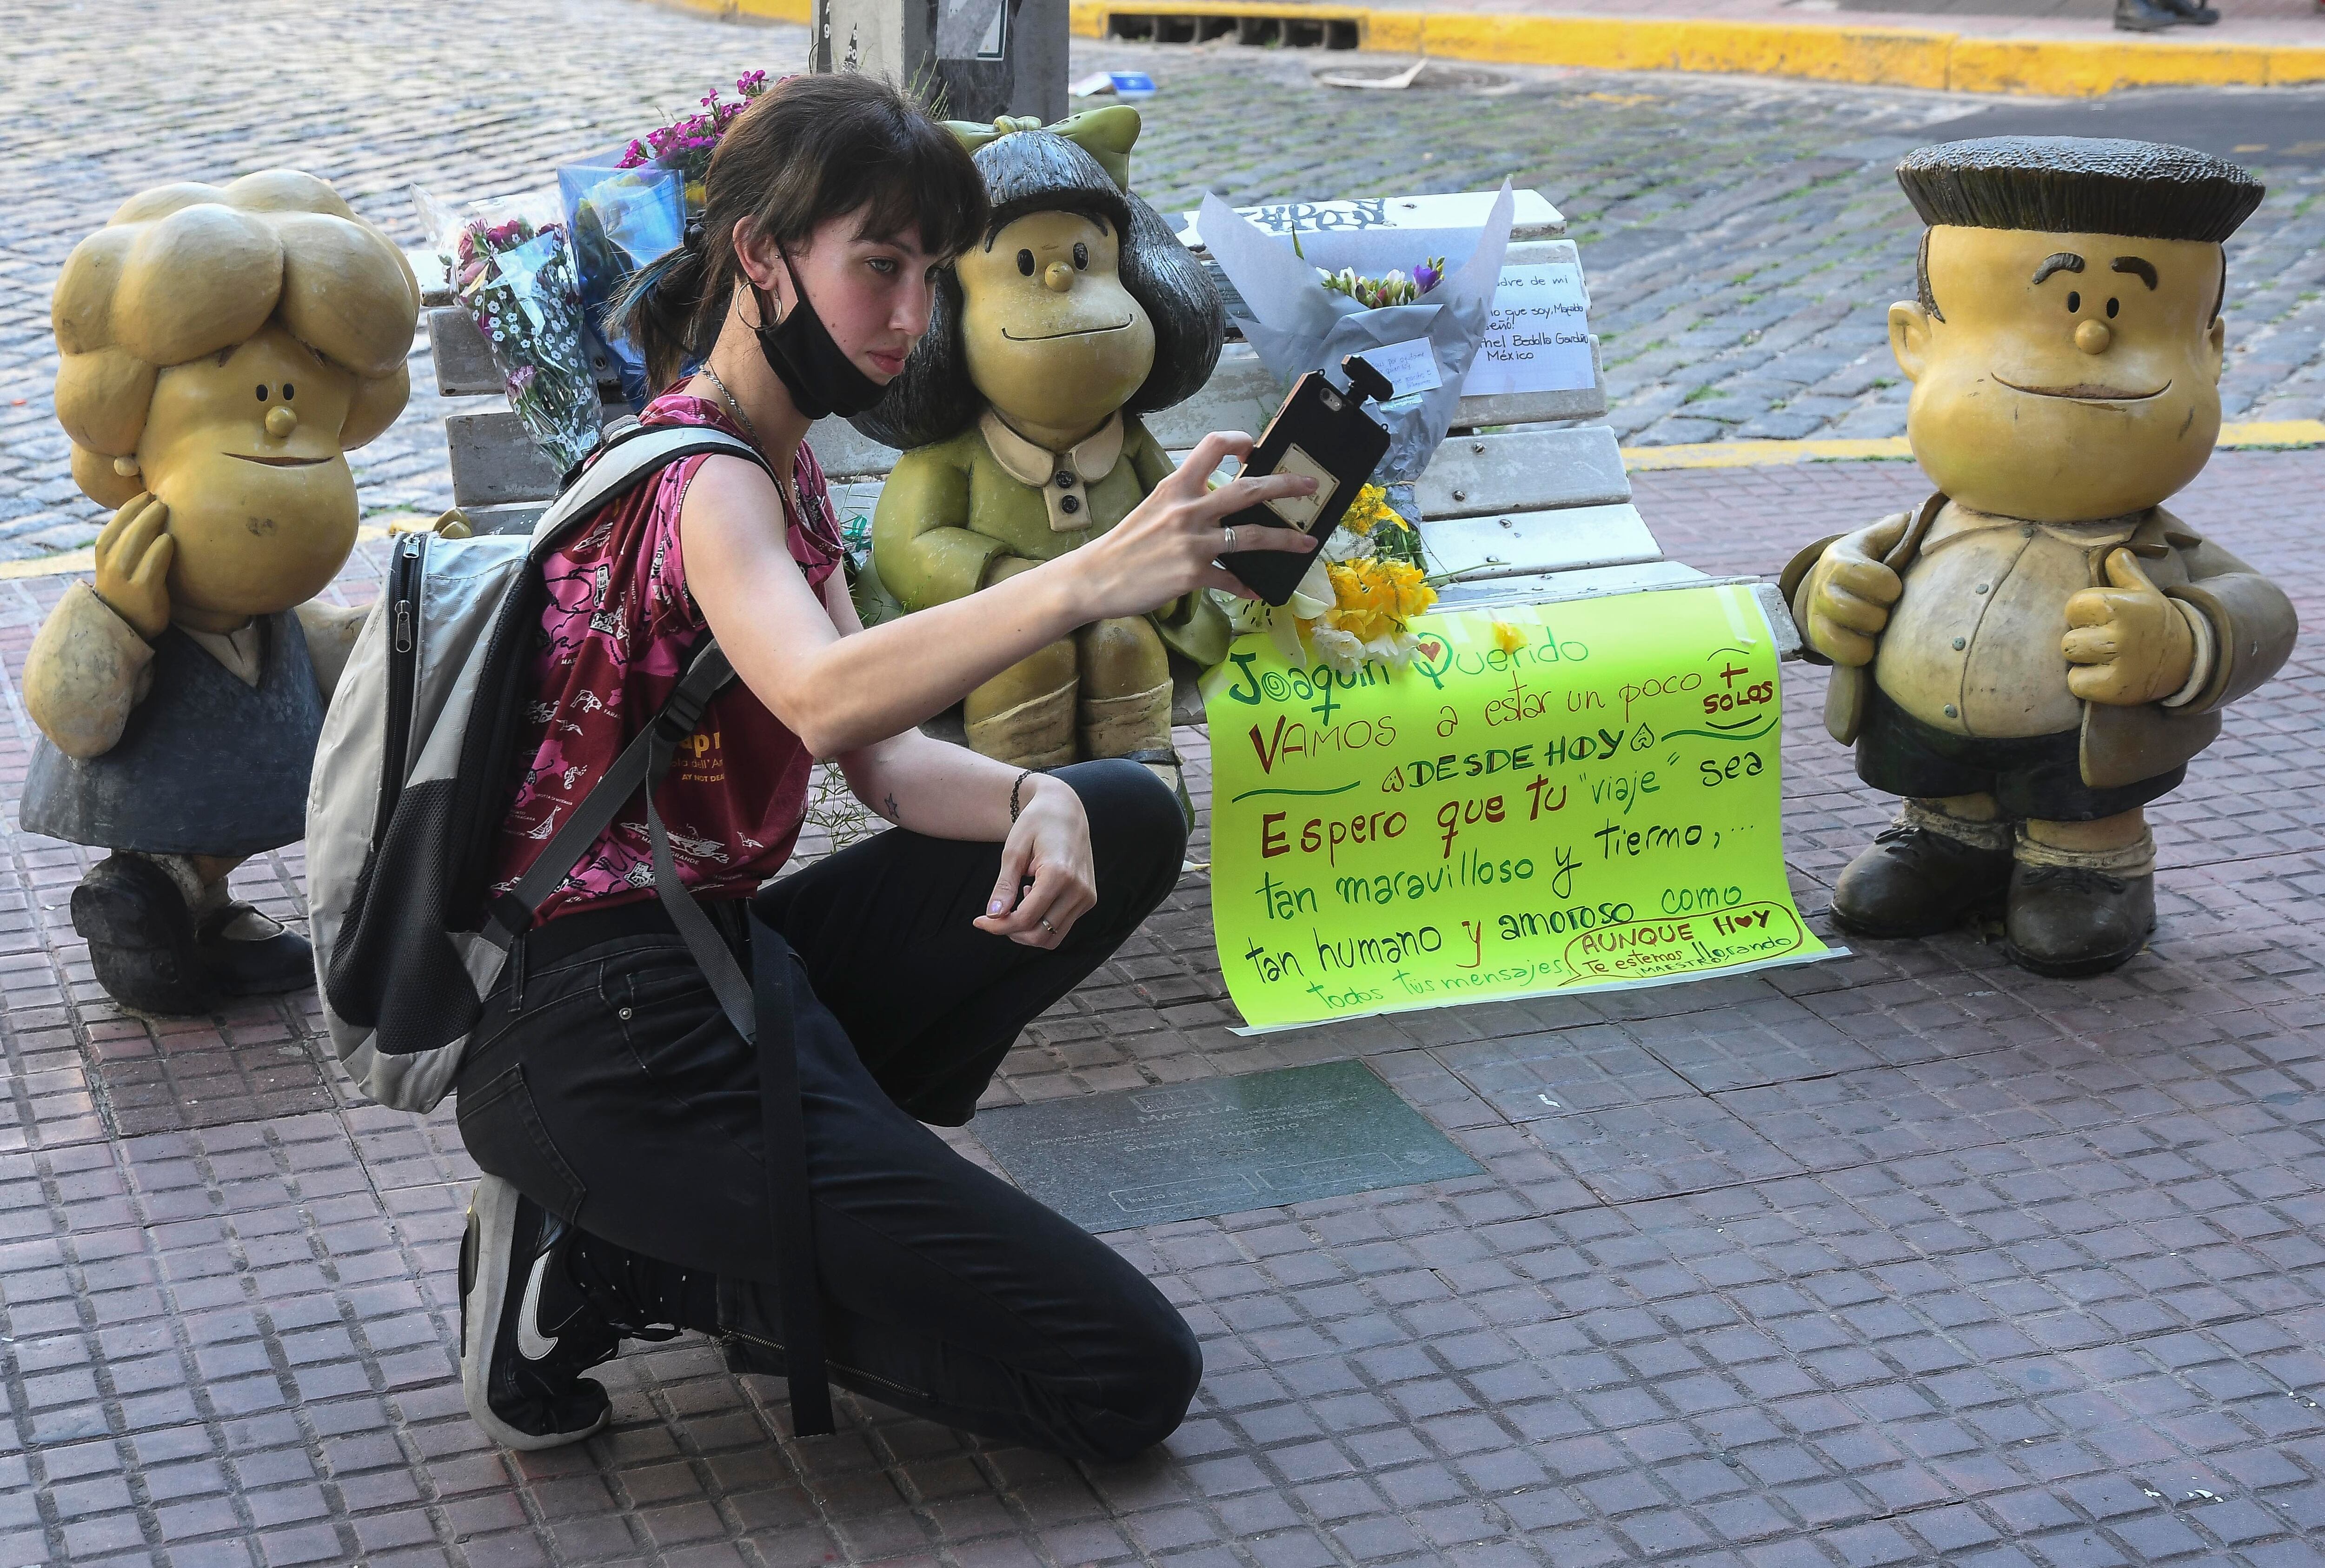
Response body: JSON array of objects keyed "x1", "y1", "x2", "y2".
[
  {"x1": 859, "y1": 107, "x2": 1225, "y2": 816},
  {"x1": 34, "y1": 171, "x2": 419, "y2": 1014},
  {"x1": 1782, "y1": 137, "x2": 2297, "y2": 977}
]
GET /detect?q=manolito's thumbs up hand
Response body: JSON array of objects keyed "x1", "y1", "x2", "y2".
[{"x1": 2064, "y1": 547, "x2": 2194, "y2": 706}]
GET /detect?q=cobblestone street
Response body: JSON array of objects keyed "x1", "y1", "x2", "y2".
[
  {"x1": 4, "y1": 1, "x2": 2325, "y2": 557},
  {"x1": 4, "y1": 3, "x2": 2325, "y2": 1566}
]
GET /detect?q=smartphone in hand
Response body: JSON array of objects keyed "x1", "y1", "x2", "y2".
[{"x1": 1217, "y1": 354, "x2": 1396, "y2": 606}]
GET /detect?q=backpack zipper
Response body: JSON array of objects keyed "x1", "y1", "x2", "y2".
[{"x1": 372, "y1": 532, "x2": 425, "y2": 844}]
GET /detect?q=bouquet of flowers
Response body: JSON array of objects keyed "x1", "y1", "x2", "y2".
[
  {"x1": 414, "y1": 188, "x2": 600, "y2": 472},
  {"x1": 1318, "y1": 258, "x2": 1444, "y2": 310},
  {"x1": 618, "y1": 69, "x2": 773, "y2": 213},
  {"x1": 1200, "y1": 184, "x2": 1515, "y2": 575},
  {"x1": 558, "y1": 157, "x2": 685, "y2": 405},
  {"x1": 1231, "y1": 483, "x2": 1439, "y2": 674}
]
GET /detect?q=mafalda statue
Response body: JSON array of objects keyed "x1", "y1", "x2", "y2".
[
  {"x1": 34, "y1": 171, "x2": 419, "y2": 1014},
  {"x1": 1782, "y1": 138, "x2": 2296, "y2": 977},
  {"x1": 860, "y1": 107, "x2": 1224, "y2": 811}
]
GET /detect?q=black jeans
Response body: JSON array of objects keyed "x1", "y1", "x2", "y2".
[{"x1": 452, "y1": 760, "x2": 1200, "y2": 1462}]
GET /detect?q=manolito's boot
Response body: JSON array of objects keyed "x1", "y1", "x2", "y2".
[
  {"x1": 2157, "y1": 0, "x2": 2220, "y2": 22},
  {"x1": 1830, "y1": 801, "x2": 2013, "y2": 938},
  {"x1": 2003, "y1": 828, "x2": 2157, "y2": 977},
  {"x1": 2114, "y1": 0, "x2": 2184, "y2": 29}
]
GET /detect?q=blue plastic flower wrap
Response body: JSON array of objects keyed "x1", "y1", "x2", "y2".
[
  {"x1": 414, "y1": 186, "x2": 602, "y2": 472},
  {"x1": 558, "y1": 150, "x2": 686, "y2": 408}
]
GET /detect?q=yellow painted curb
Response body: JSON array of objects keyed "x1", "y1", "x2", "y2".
[
  {"x1": 1621, "y1": 419, "x2": 2325, "y2": 472},
  {"x1": 1069, "y1": 2, "x2": 2325, "y2": 96},
  {"x1": 655, "y1": 0, "x2": 811, "y2": 22}
]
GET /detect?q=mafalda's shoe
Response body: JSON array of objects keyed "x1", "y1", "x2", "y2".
[
  {"x1": 1125, "y1": 746, "x2": 1196, "y2": 832},
  {"x1": 2114, "y1": 0, "x2": 2184, "y2": 28},
  {"x1": 2002, "y1": 830, "x2": 2157, "y2": 978},
  {"x1": 196, "y1": 903, "x2": 315, "y2": 997},
  {"x1": 459, "y1": 1176, "x2": 622, "y2": 1450},
  {"x1": 1830, "y1": 805, "x2": 2013, "y2": 938},
  {"x1": 70, "y1": 853, "x2": 212, "y2": 1015}
]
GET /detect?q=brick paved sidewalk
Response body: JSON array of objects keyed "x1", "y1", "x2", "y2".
[{"x1": 2, "y1": 445, "x2": 2321, "y2": 1568}]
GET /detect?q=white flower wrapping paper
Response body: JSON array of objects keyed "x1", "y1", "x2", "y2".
[{"x1": 1196, "y1": 181, "x2": 1515, "y2": 487}]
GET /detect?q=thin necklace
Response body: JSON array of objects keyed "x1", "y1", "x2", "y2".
[
  {"x1": 700, "y1": 363, "x2": 761, "y2": 450},
  {"x1": 701, "y1": 363, "x2": 805, "y2": 522}
]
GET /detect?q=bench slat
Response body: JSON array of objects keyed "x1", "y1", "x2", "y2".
[
  {"x1": 446, "y1": 410, "x2": 566, "y2": 507},
  {"x1": 1413, "y1": 428, "x2": 1628, "y2": 518},
  {"x1": 1421, "y1": 502, "x2": 1661, "y2": 582},
  {"x1": 429, "y1": 306, "x2": 505, "y2": 397}
]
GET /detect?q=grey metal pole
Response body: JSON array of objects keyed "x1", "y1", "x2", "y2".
[{"x1": 811, "y1": 0, "x2": 1067, "y2": 124}]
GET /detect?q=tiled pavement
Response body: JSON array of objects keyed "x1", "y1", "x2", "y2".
[{"x1": 2, "y1": 445, "x2": 2322, "y2": 1568}]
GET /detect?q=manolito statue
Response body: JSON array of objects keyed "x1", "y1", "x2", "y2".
[
  {"x1": 859, "y1": 107, "x2": 1225, "y2": 815},
  {"x1": 34, "y1": 171, "x2": 419, "y2": 1014},
  {"x1": 1782, "y1": 138, "x2": 2297, "y2": 977}
]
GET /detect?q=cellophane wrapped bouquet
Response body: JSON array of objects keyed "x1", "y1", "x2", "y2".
[
  {"x1": 414, "y1": 188, "x2": 600, "y2": 472},
  {"x1": 1200, "y1": 185, "x2": 1515, "y2": 672},
  {"x1": 617, "y1": 69, "x2": 773, "y2": 215},
  {"x1": 543, "y1": 70, "x2": 770, "y2": 406},
  {"x1": 557, "y1": 158, "x2": 684, "y2": 406}
]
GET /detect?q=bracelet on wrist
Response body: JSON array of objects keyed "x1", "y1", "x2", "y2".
[{"x1": 1010, "y1": 769, "x2": 1036, "y2": 822}]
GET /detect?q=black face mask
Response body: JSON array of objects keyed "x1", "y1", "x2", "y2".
[{"x1": 752, "y1": 254, "x2": 886, "y2": 421}]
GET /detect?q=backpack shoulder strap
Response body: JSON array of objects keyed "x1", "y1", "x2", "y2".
[
  {"x1": 527, "y1": 425, "x2": 771, "y2": 559},
  {"x1": 479, "y1": 636, "x2": 737, "y2": 949}
]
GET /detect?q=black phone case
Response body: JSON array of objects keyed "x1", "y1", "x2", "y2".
[{"x1": 1217, "y1": 370, "x2": 1394, "y2": 606}]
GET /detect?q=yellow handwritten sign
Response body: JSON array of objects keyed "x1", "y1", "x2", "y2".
[{"x1": 1201, "y1": 585, "x2": 1832, "y2": 1030}]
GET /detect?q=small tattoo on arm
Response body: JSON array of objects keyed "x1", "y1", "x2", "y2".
[{"x1": 882, "y1": 792, "x2": 901, "y2": 825}]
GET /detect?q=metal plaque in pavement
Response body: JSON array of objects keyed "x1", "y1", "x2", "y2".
[{"x1": 971, "y1": 1061, "x2": 1481, "y2": 1232}]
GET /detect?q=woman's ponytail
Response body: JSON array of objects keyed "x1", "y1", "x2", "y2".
[{"x1": 604, "y1": 236, "x2": 712, "y2": 397}]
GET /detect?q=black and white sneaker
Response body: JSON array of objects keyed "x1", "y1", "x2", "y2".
[{"x1": 459, "y1": 1176, "x2": 622, "y2": 1449}]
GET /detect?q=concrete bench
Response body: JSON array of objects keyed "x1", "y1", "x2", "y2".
[{"x1": 424, "y1": 193, "x2": 1800, "y2": 731}]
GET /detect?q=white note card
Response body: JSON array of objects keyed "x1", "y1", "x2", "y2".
[
  {"x1": 1460, "y1": 262, "x2": 1594, "y2": 397},
  {"x1": 1356, "y1": 338, "x2": 1442, "y2": 401}
]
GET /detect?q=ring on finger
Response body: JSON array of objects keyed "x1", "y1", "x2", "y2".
[
  {"x1": 1039, "y1": 918, "x2": 1055, "y2": 933},
  {"x1": 1221, "y1": 525, "x2": 1238, "y2": 555}
]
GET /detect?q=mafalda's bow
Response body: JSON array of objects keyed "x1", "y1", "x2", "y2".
[{"x1": 943, "y1": 105, "x2": 1141, "y2": 191}]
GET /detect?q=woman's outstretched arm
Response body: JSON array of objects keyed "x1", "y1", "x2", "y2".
[{"x1": 681, "y1": 431, "x2": 1316, "y2": 759}]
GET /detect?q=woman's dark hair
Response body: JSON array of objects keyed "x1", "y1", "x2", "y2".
[
  {"x1": 852, "y1": 129, "x2": 1223, "y2": 451},
  {"x1": 606, "y1": 73, "x2": 987, "y2": 392}
]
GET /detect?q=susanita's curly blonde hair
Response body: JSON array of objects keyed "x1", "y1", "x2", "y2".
[{"x1": 53, "y1": 169, "x2": 420, "y2": 508}]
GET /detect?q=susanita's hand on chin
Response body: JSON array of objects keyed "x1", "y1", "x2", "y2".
[
  {"x1": 93, "y1": 494, "x2": 174, "y2": 641},
  {"x1": 1070, "y1": 432, "x2": 1320, "y2": 621}
]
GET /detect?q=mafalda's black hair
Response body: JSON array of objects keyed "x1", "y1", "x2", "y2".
[
  {"x1": 852, "y1": 129, "x2": 1223, "y2": 451},
  {"x1": 1901, "y1": 137, "x2": 2263, "y2": 321}
]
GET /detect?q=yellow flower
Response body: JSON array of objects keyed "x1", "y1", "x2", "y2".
[
  {"x1": 1340, "y1": 483, "x2": 1397, "y2": 538},
  {"x1": 1490, "y1": 619, "x2": 1526, "y2": 654},
  {"x1": 1323, "y1": 558, "x2": 1437, "y2": 644}
]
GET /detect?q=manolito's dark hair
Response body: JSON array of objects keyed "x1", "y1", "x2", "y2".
[
  {"x1": 851, "y1": 128, "x2": 1223, "y2": 451},
  {"x1": 1901, "y1": 136, "x2": 2263, "y2": 323},
  {"x1": 1897, "y1": 136, "x2": 2263, "y2": 243},
  {"x1": 606, "y1": 73, "x2": 986, "y2": 392}
]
